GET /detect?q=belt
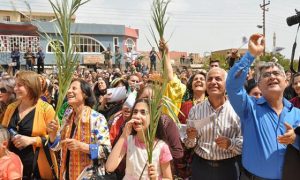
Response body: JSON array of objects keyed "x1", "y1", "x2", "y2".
[
  {"x1": 243, "y1": 167, "x2": 266, "y2": 180},
  {"x1": 197, "y1": 155, "x2": 236, "y2": 168}
]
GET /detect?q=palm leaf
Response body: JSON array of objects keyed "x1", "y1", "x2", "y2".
[{"x1": 47, "y1": 0, "x2": 90, "y2": 119}]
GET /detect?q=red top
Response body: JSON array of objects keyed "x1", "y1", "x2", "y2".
[
  {"x1": 109, "y1": 113, "x2": 126, "y2": 145},
  {"x1": 178, "y1": 101, "x2": 193, "y2": 124},
  {"x1": 290, "y1": 97, "x2": 300, "y2": 109}
]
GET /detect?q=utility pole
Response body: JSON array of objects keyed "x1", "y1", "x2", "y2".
[{"x1": 260, "y1": 0, "x2": 270, "y2": 56}]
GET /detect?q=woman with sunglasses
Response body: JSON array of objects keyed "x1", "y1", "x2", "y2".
[
  {"x1": 1, "y1": 71, "x2": 58, "y2": 179},
  {"x1": 0, "y1": 76, "x2": 16, "y2": 122}
]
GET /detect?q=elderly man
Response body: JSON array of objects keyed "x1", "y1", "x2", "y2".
[
  {"x1": 226, "y1": 34, "x2": 300, "y2": 180},
  {"x1": 184, "y1": 67, "x2": 242, "y2": 180}
]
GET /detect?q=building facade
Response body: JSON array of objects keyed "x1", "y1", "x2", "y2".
[{"x1": 0, "y1": 21, "x2": 139, "y2": 66}]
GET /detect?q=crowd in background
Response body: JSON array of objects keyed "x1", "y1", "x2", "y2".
[{"x1": 0, "y1": 34, "x2": 300, "y2": 180}]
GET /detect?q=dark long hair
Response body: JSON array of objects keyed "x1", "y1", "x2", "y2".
[
  {"x1": 93, "y1": 79, "x2": 108, "y2": 98},
  {"x1": 183, "y1": 71, "x2": 207, "y2": 101},
  {"x1": 72, "y1": 79, "x2": 96, "y2": 108}
]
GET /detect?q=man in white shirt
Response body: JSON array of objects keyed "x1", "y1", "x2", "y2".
[{"x1": 184, "y1": 67, "x2": 242, "y2": 180}]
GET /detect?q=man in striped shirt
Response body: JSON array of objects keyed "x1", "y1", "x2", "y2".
[{"x1": 184, "y1": 67, "x2": 242, "y2": 180}]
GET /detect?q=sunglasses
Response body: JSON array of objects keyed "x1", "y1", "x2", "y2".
[{"x1": 0, "y1": 87, "x2": 7, "y2": 93}]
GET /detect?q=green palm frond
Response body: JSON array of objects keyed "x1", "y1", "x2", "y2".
[
  {"x1": 47, "y1": 0, "x2": 90, "y2": 117},
  {"x1": 141, "y1": 0, "x2": 172, "y2": 168}
]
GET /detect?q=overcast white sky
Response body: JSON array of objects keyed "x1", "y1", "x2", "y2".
[{"x1": 1, "y1": 0, "x2": 300, "y2": 58}]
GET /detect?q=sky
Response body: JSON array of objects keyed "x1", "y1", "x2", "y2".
[{"x1": 1, "y1": 0, "x2": 300, "y2": 58}]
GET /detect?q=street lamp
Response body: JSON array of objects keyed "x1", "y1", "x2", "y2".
[{"x1": 257, "y1": 25, "x2": 263, "y2": 29}]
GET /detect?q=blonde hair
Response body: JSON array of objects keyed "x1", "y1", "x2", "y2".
[{"x1": 16, "y1": 71, "x2": 41, "y2": 101}]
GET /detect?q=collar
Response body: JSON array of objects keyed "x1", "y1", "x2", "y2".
[
  {"x1": 206, "y1": 97, "x2": 228, "y2": 112},
  {"x1": 256, "y1": 96, "x2": 293, "y2": 111}
]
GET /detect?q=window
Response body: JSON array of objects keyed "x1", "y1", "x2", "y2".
[
  {"x1": 72, "y1": 36, "x2": 104, "y2": 53},
  {"x1": 3, "y1": 16, "x2": 10, "y2": 21},
  {"x1": 47, "y1": 40, "x2": 64, "y2": 53},
  {"x1": 0, "y1": 35, "x2": 40, "y2": 52},
  {"x1": 125, "y1": 38, "x2": 135, "y2": 49},
  {"x1": 47, "y1": 36, "x2": 105, "y2": 53},
  {"x1": 113, "y1": 37, "x2": 119, "y2": 52}
]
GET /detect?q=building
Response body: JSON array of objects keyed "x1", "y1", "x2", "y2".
[
  {"x1": 211, "y1": 48, "x2": 248, "y2": 58},
  {"x1": 0, "y1": 21, "x2": 139, "y2": 66},
  {"x1": 0, "y1": 9, "x2": 75, "y2": 22}
]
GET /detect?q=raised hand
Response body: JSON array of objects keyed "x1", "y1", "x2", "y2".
[
  {"x1": 122, "y1": 119, "x2": 134, "y2": 138},
  {"x1": 248, "y1": 34, "x2": 265, "y2": 57}
]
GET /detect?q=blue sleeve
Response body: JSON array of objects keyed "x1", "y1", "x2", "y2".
[
  {"x1": 48, "y1": 136, "x2": 61, "y2": 148},
  {"x1": 226, "y1": 51, "x2": 255, "y2": 117},
  {"x1": 89, "y1": 144, "x2": 99, "y2": 160}
]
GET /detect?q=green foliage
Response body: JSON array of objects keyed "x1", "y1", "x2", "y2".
[
  {"x1": 47, "y1": 0, "x2": 90, "y2": 117},
  {"x1": 202, "y1": 54, "x2": 228, "y2": 70},
  {"x1": 259, "y1": 53, "x2": 296, "y2": 71},
  {"x1": 141, "y1": 1, "x2": 181, "y2": 177}
]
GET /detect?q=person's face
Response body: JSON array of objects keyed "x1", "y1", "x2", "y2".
[
  {"x1": 14, "y1": 79, "x2": 29, "y2": 100},
  {"x1": 258, "y1": 66, "x2": 287, "y2": 96},
  {"x1": 292, "y1": 76, "x2": 300, "y2": 96},
  {"x1": 210, "y1": 62, "x2": 219, "y2": 69},
  {"x1": 192, "y1": 74, "x2": 206, "y2": 93},
  {"x1": 206, "y1": 69, "x2": 226, "y2": 96},
  {"x1": 139, "y1": 88, "x2": 153, "y2": 100},
  {"x1": 132, "y1": 102, "x2": 150, "y2": 132},
  {"x1": 122, "y1": 105, "x2": 132, "y2": 120},
  {"x1": 286, "y1": 72, "x2": 292, "y2": 81},
  {"x1": 0, "y1": 84, "x2": 11, "y2": 103},
  {"x1": 128, "y1": 75, "x2": 139, "y2": 90},
  {"x1": 67, "y1": 81, "x2": 85, "y2": 107},
  {"x1": 249, "y1": 86, "x2": 262, "y2": 99},
  {"x1": 87, "y1": 74, "x2": 93, "y2": 81},
  {"x1": 180, "y1": 78, "x2": 187, "y2": 85},
  {"x1": 97, "y1": 79, "x2": 107, "y2": 90},
  {"x1": 0, "y1": 139, "x2": 8, "y2": 157}
]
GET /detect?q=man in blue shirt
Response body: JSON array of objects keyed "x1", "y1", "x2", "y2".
[{"x1": 226, "y1": 34, "x2": 300, "y2": 180}]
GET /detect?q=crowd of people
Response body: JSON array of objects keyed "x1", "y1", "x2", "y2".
[{"x1": 0, "y1": 34, "x2": 299, "y2": 180}]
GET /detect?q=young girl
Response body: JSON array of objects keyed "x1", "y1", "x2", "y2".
[{"x1": 106, "y1": 99, "x2": 173, "y2": 179}]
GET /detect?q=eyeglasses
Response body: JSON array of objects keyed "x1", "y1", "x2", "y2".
[
  {"x1": 132, "y1": 109, "x2": 149, "y2": 116},
  {"x1": 0, "y1": 87, "x2": 7, "y2": 93},
  {"x1": 261, "y1": 71, "x2": 283, "y2": 78}
]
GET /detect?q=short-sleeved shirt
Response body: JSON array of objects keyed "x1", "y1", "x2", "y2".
[
  {"x1": 123, "y1": 135, "x2": 172, "y2": 180},
  {"x1": 0, "y1": 151, "x2": 23, "y2": 180}
]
